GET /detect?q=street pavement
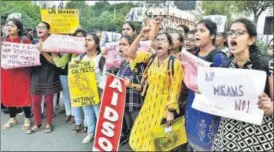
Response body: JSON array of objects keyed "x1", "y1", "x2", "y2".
[{"x1": 1, "y1": 106, "x2": 129, "y2": 151}]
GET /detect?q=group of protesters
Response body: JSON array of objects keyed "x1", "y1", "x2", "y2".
[{"x1": 1, "y1": 13, "x2": 273, "y2": 152}]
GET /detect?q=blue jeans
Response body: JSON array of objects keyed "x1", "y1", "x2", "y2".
[
  {"x1": 60, "y1": 75, "x2": 72, "y2": 116},
  {"x1": 83, "y1": 104, "x2": 100, "y2": 136}
]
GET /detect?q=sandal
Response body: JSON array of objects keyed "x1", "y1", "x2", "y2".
[
  {"x1": 2, "y1": 118, "x2": 17, "y2": 130},
  {"x1": 44, "y1": 124, "x2": 53, "y2": 133},
  {"x1": 72, "y1": 124, "x2": 82, "y2": 134},
  {"x1": 31, "y1": 125, "x2": 43, "y2": 133},
  {"x1": 69, "y1": 116, "x2": 75, "y2": 124},
  {"x1": 62, "y1": 115, "x2": 71, "y2": 124},
  {"x1": 23, "y1": 118, "x2": 32, "y2": 134}
]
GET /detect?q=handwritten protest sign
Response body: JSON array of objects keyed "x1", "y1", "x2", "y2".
[
  {"x1": 93, "y1": 74, "x2": 126, "y2": 151},
  {"x1": 1, "y1": 42, "x2": 41, "y2": 69},
  {"x1": 204, "y1": 15, "x2": 227, "y2": 33},
  {"x1": 42, "y1": 34, "x2": 85, "y2": 54},
  {"x1": 68, "y1": 60, "x2": 100, "y2": 107},
  {"x1": 192, "y1": 67, "x2": 266, "y2": 125},
  {"x1": 126, "y1": 7, "x2": 147, "y2": 22},
  {"x1": 105, "y1": 42, "x2": 122, "y2": 69},
  {"x1": 180, "y1": 50, "x2": 211, "y2": 91},
  {"x1": 40, "y1": 9, "x2": 79, "y2": 34}
]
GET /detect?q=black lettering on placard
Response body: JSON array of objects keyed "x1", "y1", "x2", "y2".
[
  {"x1": 235, "y1": 99, "x2": 250, "y2": 113},
  {"x1": 205, "y1": 71, "x2": 215, "y2": 82},
  {"x1": 213, "y1": 85, "x2": 244, "y2": 97}
]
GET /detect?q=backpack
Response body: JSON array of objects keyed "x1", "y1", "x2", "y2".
[
  {"x1": 79, "y1": 52, "x2": 106, "y2": 73},
  {"x1": 194, "y1": 48, "x2": 227, "y2": 64},
  {"x1": 2, "y1": 35, "x2": 27, "y2": 44},
  {"x1": 140, "y1": 54, "x2": 176, "y2": 99}
]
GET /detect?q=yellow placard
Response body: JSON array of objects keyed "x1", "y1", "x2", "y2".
[
  {"x1": 150, "y1": 117, "x2": 188, "y2": 151},
  {"x1": 40, "y1": 9, "x2": 79, "y2": 34},
  {"x1": 68, "y1": 60, "x2": 100, "y2": 107}
]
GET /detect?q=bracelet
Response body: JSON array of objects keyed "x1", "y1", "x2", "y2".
[{"x1": 167, "y1": 108, "x2": 176, "y2": 113}]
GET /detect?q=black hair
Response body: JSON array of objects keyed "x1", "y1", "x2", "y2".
[
  {"x1": 268, "y1": 38, "x2": 273, "y2": 48},
  {"x1": 197, "y1": 19, "x2": 217, "y2": 45},
  {"x1": 187, "y1": 29, "x2": 196, "y2": 35},
  {"x1": 26, "y1": 28, "x2": 33, "y2": 32},
  {"x1": 40, "y1": 21, "x2": 50, "y2": 30},
  {"x1": 7, "y1": 18, "x2": 24, "y2": 36},
  {"x1": 123, "y1": 21, "x2": 136, "y2": 32},
  {"x1": 177, "y1": 24, "x2": 190, "y2": 34},
  {"x1": 120, "y1": 35, "x2": 134, "y2": 45},
  {"x1": 229, "y1": 18, "x2": 262, "y2": 60},
  {"x1": 73, "y1": 28, "x2": 87, "y2": 37},
  {"x1": 171, "y1": 31, "x2": 184, "y2": 51},
  {"x1": 86, "y1": 33, "x2": 101, "y2": 54}
]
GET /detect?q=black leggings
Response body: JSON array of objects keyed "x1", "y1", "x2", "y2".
[{"x1": 8, "y1": 107, "x2": 31, "y2": 118}]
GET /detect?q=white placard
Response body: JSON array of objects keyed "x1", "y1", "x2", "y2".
[
  {"x1": 204, "y1": 15, "x2": 227, "y2": 33},
  {"x1": 192, "y1": 67, "x2": 266, "y2": 125},
  {"x1": 126, "y1": 7, "x2": 146, "y2": 22}
]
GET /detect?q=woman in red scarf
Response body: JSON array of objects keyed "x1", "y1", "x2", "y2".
[{"x1": 1, "y1": 18, "x2": 32, "y2": 134}]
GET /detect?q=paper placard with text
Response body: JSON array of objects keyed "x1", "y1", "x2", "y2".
[
  {"x1": 105, "y1": 42, "x2": 122, "y2": 69},
  {"x1": 42, "y1": 34, "x2": 85, "y2": 54},
  {"x1": 68, "y1": 60, "x2": 100, "y2": 107},
  {"x1": 40, "y1": 9, "x2": 79, "y2": 34},
  {"x1": 1, "y1": 42, "x2": 41, "y2": 69},
  {"x1": 192, "y1": 67, "x2": 266, "y2": 125},
  {"x1": 93, "y1": 74, "x2": 126, "y2": 151}
]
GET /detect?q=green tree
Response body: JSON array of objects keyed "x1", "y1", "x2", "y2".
[
  {"x1": 0, "y1": 1, "x2": 40, "y2": 28},
  {"x1": 235, "y1": 1, "x2": 273, "y2": 27}
]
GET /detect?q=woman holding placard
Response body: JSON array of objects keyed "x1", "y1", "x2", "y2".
[
  {"x1": 127, "y1": 27, "x2": 184, "y2": 151},
  {"x1": 1, "y1": 18, "x2": 32, "y2": 134},
  {"x1": 71, "y1": 33, "x2": 105, "y2": 144},
  {"x1": 30, "y1": 21, "x2": 62, "y2": 133},
  {"x1": 211, "y1": 18, "x2": 273, "y2": 151},
  {"x1": 184, "y1": 19, "x2": 228, "y2": 151}
]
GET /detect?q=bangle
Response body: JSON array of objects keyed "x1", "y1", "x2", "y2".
[{"x1": 167, "y1": 108, "x2": 176, "y2": 113}]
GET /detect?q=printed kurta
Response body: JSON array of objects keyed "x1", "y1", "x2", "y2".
[{"x1": 129, "y1": 52, "x2": 184, "y2": 151}]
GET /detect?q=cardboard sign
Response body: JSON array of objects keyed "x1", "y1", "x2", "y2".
[
  {"x1": 1, "y1": 42, "x2": 41, "y2": 69},
  {"x1": 40, "y1": 9, "x2": 79, "y2": 34},
  {"x1": 101, "y1": 31, "x2": 122, "y2": 43},
  {"x1": 105, "y1": 42, "x2": 122, "y2": 69},
  {"x1": 42, "y1": 34, "x2": 85, "y2": 54},
  {"x1": 204, "y1": 15, "x2": 227, "y2": 33},
  {"x1": 192, "y1": 67, "x2": 266, "y2": 125},
  {"x1": 126, "y1": 7, "x2": 146, "y2": 22},
  {"x1": 68, "y1": 60, "x2": 100, "y2": 107},
  {"x1": 93, "y1": 74, "x2": 126, "y2": 151},
  {"x1": 180, "y1": 50, "x2": 211, "y2": 91}
]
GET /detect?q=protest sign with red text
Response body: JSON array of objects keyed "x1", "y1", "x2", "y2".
[{"x1": 93, "y1": 74, "x2": 126, "y2": 151}]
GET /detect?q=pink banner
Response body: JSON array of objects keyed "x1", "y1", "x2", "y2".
[
  {"x1": 105, "y1": 42, "x2": 122, "y2": 69},
  {"x1": 1, "y1": 42, "x2": 41, "y2": 69},
  {"x1": 42, "y1": 34, "x2": 85, "y2": 54},
  {"x1": 180, "y1": 50, "x2": 211, "y2": 91}
]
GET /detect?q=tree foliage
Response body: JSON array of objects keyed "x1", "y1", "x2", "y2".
[
  {"x1": 0, "y1": 1, "x2": 40, "y2": 28},
  {"x1": 201, "y1": 1, "x2": 273, "y2": 26},
  {"x1": 1, "y1": 1, "x2": 136, "y2": 32}
]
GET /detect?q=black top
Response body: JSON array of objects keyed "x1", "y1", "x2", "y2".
[{"x1": 30, "y1": 54, "x2": 62, "y2": 95}]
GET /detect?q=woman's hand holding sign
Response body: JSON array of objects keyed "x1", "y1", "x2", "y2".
[{"x1": 258, "y1": 93, "x2": 273, "y2": 116}]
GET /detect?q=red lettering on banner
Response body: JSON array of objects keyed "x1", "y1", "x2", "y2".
[{"x1": 93, "y1": 74, "x2": 126, "y2": 151}]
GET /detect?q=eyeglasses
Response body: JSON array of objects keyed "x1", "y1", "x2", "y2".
[
  {"x1": 227, "y1": 30, "x2": 247, "y2": 37},
  {"x1": 154, "y1": 39, "x2": 169, "y2": 43},
  {"x1": 36, "y1": 26, "x2": 47, "y2": 30}
]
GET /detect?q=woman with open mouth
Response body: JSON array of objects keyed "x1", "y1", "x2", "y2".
[
  {"x1": 211, "y1": 18, "x2": 273, "y2": 151},
  {"x1": 1, "y1": 18, "x2": 32, "y2": 134},
  {"x1": 126, "y1": 26, "x2": 184, "y2": 151},
  {"x1": 30, "y1": 21, "x2": 62, "y2": 134},
  {"x1": 185, "y1": 19, "x2": 228, "y2": 151}
]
